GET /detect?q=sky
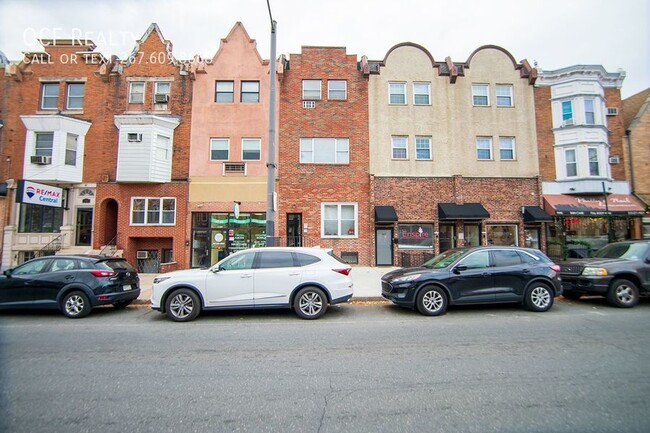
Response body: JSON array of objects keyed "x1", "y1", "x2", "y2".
[{"x1": 0, "y1": 0, "x2": 648, "y2": 98}]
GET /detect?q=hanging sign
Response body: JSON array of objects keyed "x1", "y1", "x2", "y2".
[{"x1": 15, "y1": 180, "x2": 63, "y2": 208}]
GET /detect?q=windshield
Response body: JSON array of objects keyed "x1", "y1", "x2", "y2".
[
  {"x1": 593, "y1": 243, "x2": 649, "y2": 260},
  {"x1": 423, "y1": 249, "x2": 468, "y2": 269}
]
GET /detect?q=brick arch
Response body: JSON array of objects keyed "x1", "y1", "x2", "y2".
[{"x1": 96, "y1": 198, "x2": 119, "y2": 248}]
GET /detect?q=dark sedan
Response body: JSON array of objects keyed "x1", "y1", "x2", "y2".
[
  {"x1": 0, "y1": 255, "x2": 140, "y2": 318},
  {"x1": 560, "y1": 240, "x2": 650, "y2": 307},
  {"x1": 382, "y1": 246, "x2": 562, "y2": 316}
]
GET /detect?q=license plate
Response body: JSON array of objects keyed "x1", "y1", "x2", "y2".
[{"x1": 123, "y1": 285, "x2": 132, "y2": 291}]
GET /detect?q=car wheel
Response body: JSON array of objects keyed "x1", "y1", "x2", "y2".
[
  {"x1": 524, "y1": 283, "x2": 554, "y2": 312},
  {"x1": 562, "y1": 291, "x2": 582, "y2": 301},
  {"x1": 416, "y1": 286, "x2": 447, "y2": 316},
  {"x1": 62, "y1": 291, "x2": 91, "y2": 319},
  {"x1": 606, "y1": 279, "x2": 639, "y2": 308},
  {"x1": 165, "y1": 289, "x2": 201, "y2": 322},
  {"x1": 112, "y1": 300, "x2": 133, "y2": 309},
  {"x1": 294, "y1": 287, "x2": 328, "y2": 319}
]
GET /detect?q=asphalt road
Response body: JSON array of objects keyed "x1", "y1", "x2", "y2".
[{"x1": 1, "y1": 298, "x2": 649, "y2": 433}]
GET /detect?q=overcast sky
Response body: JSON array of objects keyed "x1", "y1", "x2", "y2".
[{"x1": 1, "y1": 0, "x2": 648, "y2": 97}]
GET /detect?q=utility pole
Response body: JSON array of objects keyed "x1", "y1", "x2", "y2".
[{"x1": 265, "y1": 0, "x2": 277, "y2": 246}]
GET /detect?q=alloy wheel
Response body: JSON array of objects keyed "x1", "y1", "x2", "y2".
[
  {"x1": 299, "y1": 292, "x2": 323, "y2": 317},
  {"x1": 422, "y1": 290, "x2": 444, "y2": 313},
  {"x1": 530, "y1": 286, "x2": 551, "y2": 309},
  {"x1": 64, "y1": 295, "x2": 85, "y2": 316},
  {"x1": 169, "y1": 293, "x2": 195, "y2": 319}
]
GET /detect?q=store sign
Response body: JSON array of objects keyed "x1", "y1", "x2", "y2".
[
  {"x1": 15, "y1": 180, "x2": 63, "y2": 208},
  {"x1": 398, "y1": 224, "x2": 434, "y2": 249}
]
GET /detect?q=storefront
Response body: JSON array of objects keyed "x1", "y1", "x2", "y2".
[{"x1": 190, "y1": 212, "x2": 266, "y2": 267}]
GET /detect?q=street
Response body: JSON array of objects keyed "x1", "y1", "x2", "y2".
[{"x1": 1, "y1": 299, "x2": 649, "y2": 433}]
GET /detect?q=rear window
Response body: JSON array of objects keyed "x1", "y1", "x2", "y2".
[
  {"x1": 326, "y1": 250, "x2": 349, "y2": 265},
  {"x1": 295, "y1": 253, "x2": 321, "y2": 267},
  {"x1": 100, "y1": 259, "x2": 136, "y2": 272}
]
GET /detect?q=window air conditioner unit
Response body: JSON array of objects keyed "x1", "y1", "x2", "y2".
[
  {"x1": 608, "y1": 155, "x2": 620, "y2": 164},
  {"x1": 136, "y1": 250, "x2": 149, "y2": 259},
  {"x1": 606, "y1": 107, "x2": 618, "y2": 116},
  {"x1": 562, "y1": 119, "x2": 574, "y2": 126},
  {"x1": 31, "y1": 155, "x2": 52, "y2": 165},
  {"x1": 154, "y1": 94, "x2": 169, "y2": 103},
  {"x1": 127, "y1": 133, "x2": 143, "y2": 142}
]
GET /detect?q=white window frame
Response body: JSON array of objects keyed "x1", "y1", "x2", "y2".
[
  {"x1": 415, "y1": 136, "x2": 432, "y2": 160},
  {"x1": 65, "y1": 133, "x2": 78, "y2": 166},
  {"x1": 565, "y1": 148, "x2": 577, "y2": 177},
  {"x1": 584, "y1": 99, "x2": 595, "y2": 125},
  {"x1": 321, "y1": 202, "x2": 358, "y2": 238},
  {"x1": 391, "y1": 136, "x2": 408, "y2": 160},
  {"x1": 588, "y1": 147, "x2": 600, "y2": 176},
  {"x1": 496, "y1": 84, "x2": 513, "y2": 107},
  {"x1": 328, "y1": 80, "x2": 347, "y2": 100},
  {"x1": 499, "y1": 137, "x2": 515, "y2": 160},
  {"x1": 129, "y1": 82, "x2": 145, "y2": 104},
  {"x1": 242, "y1": 138, "x2": 261, "y2": 161},
  {"x1": 302, "y1": 80, "x2": 321, "y2": 100},
  {"x1": 476, "y1": 137, "x2": 493, "y2": 160},
  {"x1": 413, "y1": 82, "x2": 431, "y2": 105},
  {"x1": 66, "y1": 83, "x2": 84, "y2": 110},
  {"x1": 472, "y1": 84, "x2": 489, "y2": 106},
  {"x1": 41, "y1": 83, "x2": 58, "y2": 110},
  {"x1": 210, "y1": 138, "x2": 230, "y2": 161},
  {"x1": 154, "y1": 82, "x2": 171, "y2": 103},
  {"x1": 35, "y1": 132, "x2": 54, "y2": 157},
  {"x1": 299, "y1": 138, "x2": 349, "y2": 164},
  {"x1": 130, "y1": 197, "x2": 176, "y2": 226},
  {"x1": 389, "y1": 82, "x2": 407, "y2": 105}
]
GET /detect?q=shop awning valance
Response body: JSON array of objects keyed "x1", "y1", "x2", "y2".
[
  {"x1": 522, "y1": 206, "x2": 553, "y2": 223},
  {"x1": 438, "y1": 203, "x2": 490, "y2": 220},
  {"x1": 543, "y1": 194, "x2": 646, "y2": 216},
  {"x1": 375, "y1": 206, "x2": 398, "y2": 223}
]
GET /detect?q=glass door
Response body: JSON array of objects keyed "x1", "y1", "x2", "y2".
[
  {"x1": 75, "y1": 208, "x2": 92, "y2": 246},
  {"x1": 376, "y1": 228, "x2": 394, "y2": 266},
  {"x1": 439, "y1": 224, "x2": 455, "y2": 253}
]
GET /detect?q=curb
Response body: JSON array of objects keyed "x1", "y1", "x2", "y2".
[{"x1": 131, "y1": 296, "x2": 387, "y2": 307}]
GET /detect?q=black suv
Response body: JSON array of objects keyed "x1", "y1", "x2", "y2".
[
  {"x1": 560, "y1": 240, "x2": 650, "y2": 308},
  {"x1": 0, "y1": 255, "x2": 140, "y2": 318},
  {"x1": 382, "y1": 246, "x2": 562, "y2": 316}
]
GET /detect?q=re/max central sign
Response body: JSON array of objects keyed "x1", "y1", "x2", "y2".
[{"x1": 15, "y1": 180, "x2": 63, "y2": 208}]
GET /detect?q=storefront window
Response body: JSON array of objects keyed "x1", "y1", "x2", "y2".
[
  {"x1": 561, "y1": 217, "x2": 629, "y2": 251},
  {"x1": 643, "y1": 218, "x2": 650, "y2": 239},
  {"x1": 524, "y1": 228, "x2": 540, "y2": 249},
  {"x1": 397, "y1": 224, "x2": 434, "y2": 249},
  {"x1": 487, "y1": 225, "x2": 518, "y2": 246},
  {"x1": 439, "y1": 224, "x2": 455, "y2": 252},
  {"x1": 464, "y1": 225, "x2": 480, "y2": 247},
  {"x1": 18, "y1": 203, "x2": 63, "y2": 233}
]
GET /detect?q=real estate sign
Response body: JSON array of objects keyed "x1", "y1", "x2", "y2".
[{"x1": 15, "y1": 180, "x2": 63, "y2": 208}]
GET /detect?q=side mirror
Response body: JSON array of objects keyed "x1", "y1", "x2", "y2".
[
  {"x1": 453, "y1": 265, "x2": 468, "y2": 274},
  {"x1": 3, "y1": 269, "x2": 13, "y2": 277}
]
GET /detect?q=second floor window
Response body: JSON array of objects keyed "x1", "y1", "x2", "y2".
[
  {"x1": 154, "y1": 82, "x2": 170, "y2": 103},
  {"x1": 415, "y1": 136, "x2": 431, "y2": 160},
  {"x1": 328, "y1": 80, "x2": 347, "y2": 100},
  {"x1": 300, "y1": 138, "x2": 349, "y2": 164},
  {"x1": 131, "y1": 197, "x2": 176, "y2": 225},
  {"x1": 391, "y1": 136, "x2": 408, "y2": 159},
  {"x1": 215, "y1": 81, "x2": 234, "y2": 102},
  {"x1": 41, "y1": 83, "x2": 58, "y2": 109},
  {"x1": 65, "y1": 133, "x2": 78, "y2": 166},
  {"x1": 413, "y1": 83, "x2": 430, "y2": 105},
  {"x1": 565, "y1": 149, "x2": 577, "y2": 177},
  {"x1": 588, "y1": 148, "x2": 600, "y2": 176},
  {"x1": 302, "y1": 80, "x2": 321, "y2": 99},
  {"x1": 562, "y1": 100, "x2": 573, "y2": 123},
  {"x1": 472, "y1": 84, "x2": 489, "y2": 106},
  {"x1": 476, "y1": 137, "x2": 492, "y2": 160},
  {"x1": 389, "y1": 82, "x2": 406, "y2": 105},
  {"x1": 499, "y1": 137, "x2": 515, "y2": 160},
  {"x1": 241, "y1": 81, "x2": 260, "y2": 102},
  {"x1": 585, "y1": 99, "x2": 595, "y2": 125},
  {"x1": 496, "y1": 85, "x2": 513, "y2": 107},
  {"x1": 129, "y1": 82, "x2": 145, "y2": 103},
  {"x1": 210, "y1": 138, "x2": 229, "y2": 160},
  {"x1": 66, "y1": 83, "x2": 84, "y2": 110},
  {"x1": 35, "y1": 132, "x2": 54, "y2": 157},
  {"x1": 242, "y1": 138, "x2": 261, "y2": 160}
]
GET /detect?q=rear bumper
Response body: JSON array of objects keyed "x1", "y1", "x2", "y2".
[
  {"x1": 92, "y1": 288, "x2": 141, "y2": 306},
  {"x1": 331, "y1": 293, "x2": 352, "y2": 305}
]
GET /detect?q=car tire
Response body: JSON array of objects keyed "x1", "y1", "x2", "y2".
[
  {"x1": 294, "y1": 287, "x2": 328, "y2": 320},
  {"x1": 416, "y1": 286, "x2": 447, "y2": 316},
  {"x1": 562, "y1": 291, "x2": 582, "y2": 301},
  {"x1": 165, "y1": 288, "x2": 201, "y2": 322},
  {"x1": 62, "y1": 291, "x2": 92, "y2": 319},
  {"x1": 606, "y1": 279, "x2": 639, "y2": 308},
  {"x1": 524, "y1": 283, "x2": 554, "y2": 312},
  {"x1": 112, "y1": 300, "x2": 133, "y2": 309}
]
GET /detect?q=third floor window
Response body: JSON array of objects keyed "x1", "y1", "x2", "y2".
[
  {"x1": 66, "y1": 83, "x2": 84, "y2": 110},
  {"x1": 41, "y1": 83, "x2": 58, "y2": 110},
  {"x1": 389, "y1": 82, "x2": 406, "y2": 105},
  {"x1": 472, "y1": 84, "x2": 489, "y2": 106},
  {"x1": 302, "y1": 80, "x2": 321, "y2": 100},
  {"x1": 241, "y1": 81, "x2": 260, "y2": 103},
  {"x1": 496, "y1": 85, "x2": 513, "y2": 107},
  {"x1": 215, "y1": 81, "x2": 234, "y2": 102},
  {"x1": 129, "y1": 82, "x2": 145, "y2": 104}
]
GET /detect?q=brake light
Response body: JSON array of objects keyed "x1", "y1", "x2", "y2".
[
  {"x1": 90, "y1": 270, "x2": 116, "y2": 278},
  {"x1": 333, "y1": 268, "x2": 351, "y2": 276},
  {"x1": 550, "y1": 265, "x2": 561, "y2": 273}
]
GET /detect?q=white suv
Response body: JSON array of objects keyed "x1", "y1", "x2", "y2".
[{"x1": 151, "y1": 247, "x2": 353, "y2": 321}]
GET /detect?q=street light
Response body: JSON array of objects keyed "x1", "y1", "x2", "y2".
[{"x1": 265, "y1": 0, "x2": 277, "y2": 247}]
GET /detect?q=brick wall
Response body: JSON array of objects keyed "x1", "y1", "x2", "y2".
[
  {"x1": 534, "y1": 86, "x2": 556, "y2": 181},
  {"x1": 605, "y1": 88, "x2": 627, "y2": 181}
]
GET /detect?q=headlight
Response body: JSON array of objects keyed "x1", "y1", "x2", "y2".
[
  {"x1": 153, "y1": 276, "x2": 172, "y2": 284},
  {"x1": 392, "y1": 274, "x2": 421, "y2": 283},
  {"x1": 582, "y1": 267, "x2": 608, "y2": 276}
]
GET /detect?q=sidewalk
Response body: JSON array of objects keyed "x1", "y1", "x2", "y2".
[{"x1": 135, "y1": 266, "x2": 395, "y2": 305}]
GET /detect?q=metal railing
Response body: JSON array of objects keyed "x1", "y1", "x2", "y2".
[
  {"x1": 99, "y1": 234, "x2": 118, "y2": 257},
  {"x1": 36, "y1": 233, "x2": 65, "y2": 257}
]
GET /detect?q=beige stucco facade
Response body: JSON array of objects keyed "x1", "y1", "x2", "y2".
[{"x1": 369, "y1": 44, "x2": 539, "y2": 178}]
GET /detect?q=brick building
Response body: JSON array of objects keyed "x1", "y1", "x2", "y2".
[{"x1": 277, "y1": 47, "x2": 371, "y2": 265}]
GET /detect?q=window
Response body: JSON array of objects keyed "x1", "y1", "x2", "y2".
[
  {"x1": 215, "y1": 81, "x2": 234, "y2": 102},
  {"x1": 242, "y1": 138, "x2": 261, "y2": 160},
  {"x1": 585, "y1": 99, "x2": 595, "y2": 125},
  {"x1": 302, "y1": 80, "x2": 321, "y2": 99},
  {"x1": 154, "y1": 82, "x2": 170, "y2": 97},
  {"x1": 210, "y1": 138, "x2": 229, "y2": 160},
  {"x1": 565, "y1": 149, "x2": 577, "y2": 177},
  {"x1": 131, "y1": 197, "x2": 176, "y2": 225},
  {"x1": 472, "y1": 84, "x2": 489, "y2": 106},
  {"x1": 492, "y1": 250, "x2": 522, "y2": 267},
  {"x1": 496, "y1": 85, "x2": 513, "y2": 107},
  {"x1": 389, "y1": 82, "x2": 406, "y2": 105},
  {"x1": 499, "y1": 137, "x2": 515, "y2": 160},
  {"x1": 156, "y1": 135, "x2": 171, "y2": 161},
  {"x1": 413, "y1": 82, "x2": 430, "y2": 105},
  {"x1": 415, "y1": 136, "x2": 431, "y2": 160},
  {"x1": 459, "y1": 251, "x2": 491, "y2": 269},
  {"x1": 299, "y1": 138, "x2": 349, "y2": 164},
  {"x1": 51, "y1": 258, "x2": 77, "y2": 272},
  {"x1": 328, "y1": 80, "x2": 347, "y2": 100},
  {"x1": 241, "y1": 81, "x2": 260, "y2": 102},
  {"x1": 65, "y1": 133, "x2": 78, "y2": 166},
  {"x1": 562, "y1": 100, "x2": 573, "y2": 122},
  {"x1": 476, "y1": 137, "x2": 492, "y2": 160},
  {"x1": 35, "y1": 132, "x2": 54, "y2": 157},
  {"x1": 13, "y1": 257, "x2": 48, "y2": 275},
  {"x1": 588, "y1": 147, "x2": 600, "y2": 176},
  {"x1": 295, "y1": 253, "x2": 320, "y2": 266},
  {"x1": 398, "y1": 224, "x2": 434, "y2": 249},
  {"x1": 41, "y1": 83, "x2": 58, "y2": 109},
  {"x1": 66, "y1": 83, "x2": 84, "y2": 110},
  {"x1": 129, "y1": 82, "x2": 145, "y2": 103},
  {"x1": 391, "y1": 136, "x2": 408, "y2": 159},
  {"x1": 18, "y1": 203, "x2": 63, "y2": 233},
  {"x1": 487, "y1": 225, "x2": 518, "y2": 246},
  {"x1": 322, "y1": 203, "x2": 357, "y2": 237},
  {"x1": 219, "y1": 252, "x2": 255, "y2": 271},
  {"x1": 257, "y1": 251, "x2": 295, "y2": 269}
]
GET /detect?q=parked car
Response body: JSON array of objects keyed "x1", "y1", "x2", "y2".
[
  {"x1": 560, "y1": 240, "x2": 650, "y2": 308},
  {"x1": 382, "y1": 246, "x2": 562, "y2": 316},
  {"x1": 151, "y1": 247, "x2": 353, "y2": 322},
  {"x1": 0, "y1": 255, "x2": 140, "y2": 318}
]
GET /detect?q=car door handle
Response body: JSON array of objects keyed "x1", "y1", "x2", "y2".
[
  {"x1": 240, "y1": 275, "x2": 252, "y2": 279},
  {"x1": 288, "y1": 273, "x2": 300, "y2": 276},
  {"x1": 481, "y1": 272, "x2": 491, "y2": 277},
  {"x1": 522, "y1": 269, "x2": 531, "y2": 274},
  {"x1": 65, "y1": 275, "x2": 75, "y2": 280}
]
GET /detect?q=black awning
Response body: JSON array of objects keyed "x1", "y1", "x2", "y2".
[
  {"x1": 522, "y1": 206, "x2": 553, "y2": 223},
  {"x1": 438, "y1": 203, "x2": 490, "y2": 220},
  {"x1": 375, "y1": 206, "x2": 398, "y2": 223}
]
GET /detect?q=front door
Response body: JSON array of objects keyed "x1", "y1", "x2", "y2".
[
  {"x1": 75, "y1": 208, "x2": 92, "y2": 246},
  {"x1": 376, "y1": 228, "x2": 394, "y2": 266},
  {"x1": 287, "y1": 213, "x2": 302, "y2": 247},
  {"x1": 439, "y1": 224, "x2": 455, "y2": 253},
  {"x1": 205, "y1": 251, "x2": 256, "y2": 307}
]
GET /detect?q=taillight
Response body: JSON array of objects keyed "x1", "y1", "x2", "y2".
[
  {"x1": 550, "y1": 265, "x2": 561, "y2": 273},
  {"x1": 90, "y1": 270, "x2": 116, "y2": 278},
  {"x1": 333, "y1": 268, "x2": 351, "y2": 276}
]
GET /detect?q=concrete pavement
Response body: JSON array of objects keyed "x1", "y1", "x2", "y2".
[{"x1": 134, "y1": 266, "x2": 397, "y2": 304}]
